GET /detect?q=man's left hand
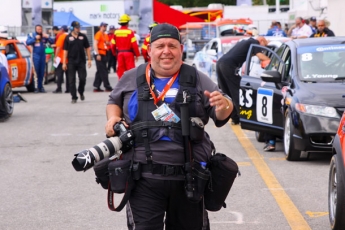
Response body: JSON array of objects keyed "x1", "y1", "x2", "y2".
[{"x1": 87, "y1": 60, "x2": 92, "y2": 68}]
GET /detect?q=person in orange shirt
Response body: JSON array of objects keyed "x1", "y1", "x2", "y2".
[
  {"x1": 141, "y1": 22, "x2": 158, "y2": 62},
  {"x1": 93, "y1": 22, "x2": 113, "y2": 92},
  {"x1": 111, "y1": 14, "x2": 140, "y2": 79},
  {"x1": 53, "y1": 25, "x2": 69, "y2": 93}
]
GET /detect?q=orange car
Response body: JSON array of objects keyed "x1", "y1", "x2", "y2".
[{"x1": 0, "y1": 38, "x2": 35, "y2": 92}]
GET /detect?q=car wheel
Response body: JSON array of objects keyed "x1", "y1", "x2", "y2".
[
  {"x1": 329, "y1": 155, "x2": 345, "y2": 230},
  {"x1": 255, "y1": 131, "x2": 265, "y2": 142},
  {"x1": 26, "y1": 74, "x2": 35, "y2": 92},
  {"x1": 0, "y1": 83, "x2": 14, "y2": 121},
  {"x1": 284, "y1": 111, "x2": 301, "y2": 161}
]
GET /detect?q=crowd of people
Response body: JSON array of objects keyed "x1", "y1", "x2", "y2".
[{"x1": 20, "y1": 14, "x2": 149, "y2": 104}]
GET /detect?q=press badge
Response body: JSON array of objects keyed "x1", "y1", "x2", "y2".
[
  {"x1": 151, "y1": 103, "x2": 169, "y2": 121},
  {"x1": 160, "y1": 105, "x2": 180, "y2": 123}
]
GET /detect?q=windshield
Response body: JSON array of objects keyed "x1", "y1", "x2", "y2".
[
  {"x1": 298, "y1": 44, "x2": 345, "y2": 82},
  {"x1": 219, "y1": 24, "x2": 249, "y2": 34}
]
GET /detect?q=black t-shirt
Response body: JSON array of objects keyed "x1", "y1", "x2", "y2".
[
  {"x1": 310, "y1": 28, "x2": 335, "y2": 37},
  {"x1": 219, "y1": 38, "x2": 260, "y2": 67},
  {"x1": 63, "y1": 32, "x2": 90, "y2": 64}
]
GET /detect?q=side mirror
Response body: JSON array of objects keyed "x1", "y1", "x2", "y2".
[
  {"x1": 206, "y1": 49, "x2": 217, "y2": 56},
  {"x1": 6, "y1": 53, "x2": 17, "y2": 60},
  {"x1": 260, "y1": 70, "x2": 281, "y2": 83}
]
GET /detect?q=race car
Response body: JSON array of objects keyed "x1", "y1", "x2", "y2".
[
  {"x1": 329, "y1": 112, "x2": 345, "y2": 230},
  {"x1": 0, "y1": 62, "x2": 13, "y2": 121},
  {"x1": 192, "y1": 36, "x2": 246, "y2": 82},
  {"x1": 0, "y1": 38, "x2": 35, "y2": 92},
  {"x1": 239, "y1": 37, "x2": 345, "y2": 161},
  {"x1": 16, "y1": 35, "x2": 55, "y2": 85}
]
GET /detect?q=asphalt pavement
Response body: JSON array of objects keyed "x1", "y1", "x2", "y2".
[{"x1": 0, "y1": 57, "x2": 332, "y2": 230}]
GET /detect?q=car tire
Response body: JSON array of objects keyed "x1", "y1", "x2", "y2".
[
  {"x1": 26, "y1": 74, "x2": 35, "y2": 92},
  {"x1": 0, "y1": 83, "x2": 14, "y2": 121},
  {"x1": 255, "y1": 131, "x2": 266, "y2": 142},
  {"x1": 284, "y1": 111, "x2": 301, "y2": 161},
  {"x1": 329, "y1": 154, "x2": 345, "y2": 230}
]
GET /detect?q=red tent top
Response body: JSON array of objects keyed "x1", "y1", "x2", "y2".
[{"x1": 153, "y1": 0, "x2": 204, "y2": 29}]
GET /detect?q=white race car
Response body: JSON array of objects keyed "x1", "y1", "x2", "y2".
[{"x1": 192, "y1": 36, "x2": 246, "y2": 82}]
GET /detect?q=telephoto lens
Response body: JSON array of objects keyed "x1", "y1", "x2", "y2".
[{"x1": 72, "y1": 136, "x2": 123, "y2": 172}]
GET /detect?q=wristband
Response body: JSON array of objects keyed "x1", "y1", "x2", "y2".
[{"x1": 223, "y1": 98, "x2": 231, "y2": 111}]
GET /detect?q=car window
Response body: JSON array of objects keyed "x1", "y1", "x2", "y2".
[
  {"x1": 282, "y1": 47, "x2": 292, "y2": 82},
  {"x1": 222, "y1": 43, "x2": 234, "y2": 54},
  {"x1": 297, "y1": 44, "x2": 345, "y2": 82},
  {"x1": 5, "y1": 44, "x2": 17, "y2": 57},
  {"x1": 266, "y1": 45, "x2": 286, "y2": 72},
  {"x1": 210, "y1": 41, "x2": 218, "y2": 52},
  {"x1": 16, "y1": 43, "x2": 31, "y2": 58}
]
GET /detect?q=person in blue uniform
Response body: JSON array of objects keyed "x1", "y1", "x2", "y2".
[{"x1": 26, "y1": 25, "x2": 54, "y2": 93}]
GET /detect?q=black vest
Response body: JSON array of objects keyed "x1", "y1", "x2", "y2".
[{"x1": 130, "y1": 63, "x2": 203, "y2": 149}]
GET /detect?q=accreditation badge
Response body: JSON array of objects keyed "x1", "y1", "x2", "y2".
[
  {"x1": 160, "y1": 105, "x2": 180, "y2": 123},
  {"x1": 151, "y1": 103, "x2": 169, "y2": 121}
]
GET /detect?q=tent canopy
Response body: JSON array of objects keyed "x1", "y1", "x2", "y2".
[{"x1": 53, "y1": 12, "x2": 91, "y2": 27}]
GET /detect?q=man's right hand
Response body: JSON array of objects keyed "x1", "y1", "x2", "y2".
[
  {"x1": 105, "y1": 117, "x2": 128, "y2": 137},
  {"x1": 35, "y1": 35, "x2": 41, "y2": 40},
  {"x1": 62, "y1": 64, "x2": 67, "y2": 71},
  {"x1": 96, "y1": 55, "x2": 101, "y2": 61},
  {"x1": 135, "y1": 56, "x2": 139, "y2": 62}
]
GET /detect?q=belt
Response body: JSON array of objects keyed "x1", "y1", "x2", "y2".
[
  {"x1": 141, "y1": 164, "x2": 185, "y2": 176},
  {"x1": 117, "y1": 49, "x2": 133, "y2": 53}
]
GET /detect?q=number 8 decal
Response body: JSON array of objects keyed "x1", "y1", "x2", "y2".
[{"x1": 256, "y1": 88, "x2": 273, "y2": 124}]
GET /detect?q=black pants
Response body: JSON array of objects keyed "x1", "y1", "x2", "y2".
[
  {"x1": 107, "y1": 50, "x2": 117, "y2": 72},
  {"x1": 67, "y1": 62, "x2": 86, "y2": 100},
  {"x1": 55, "y1": 63, "x2": 69, "y2": 92},
  {"x1": 93, "y1": 54, "x2": 112, "y2": 89},
  {"x1": 126, "y1": 177, "x2": 209, "y2": 230},
  {"x1": 217, "y1": 60, "x2": 240, "y2": 123}
]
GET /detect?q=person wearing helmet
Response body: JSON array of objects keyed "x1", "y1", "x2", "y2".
[
  {"x1": 141, "y1": 22, "x2": 158, "y2": 62},
  {"x1": 110, "y1": 14, "x2": 140, "y2": 79}
]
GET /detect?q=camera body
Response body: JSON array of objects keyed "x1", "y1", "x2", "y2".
[
  {"x1": 114, "y1": 122, "x2": 134, "y2": 153},
  {"x1": 72, "y1": 122, "x2": 135, "y2": 172}
]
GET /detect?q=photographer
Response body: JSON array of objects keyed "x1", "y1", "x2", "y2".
[{"x1": 105, "y1": 23, "x2": 233, "y2": 230}]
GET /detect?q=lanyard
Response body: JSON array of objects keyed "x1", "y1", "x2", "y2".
[{"x1": 145, "y1": 64, "x2": 179, "y2": 105}]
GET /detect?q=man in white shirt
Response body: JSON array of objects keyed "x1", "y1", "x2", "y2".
[{"x1": 288, "y1": 17, "x2": 313, "y2": 39}]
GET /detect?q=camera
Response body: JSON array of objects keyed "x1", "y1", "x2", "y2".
[{"x1": 72, "y1": 122, "x2": 134, "y2": 172}]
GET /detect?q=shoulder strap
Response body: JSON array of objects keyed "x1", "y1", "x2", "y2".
[
  {"x1": 136, "y1": 63, "x2": 148, "y2": 87},
  {"x1": 179, "y1": 63, "x2": 197, "y2": 87},
  {"x1": 107, "y1": 175, "x2": 135, "y2": 212}
]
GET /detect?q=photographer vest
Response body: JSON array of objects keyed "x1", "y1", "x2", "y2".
[{"x1": 130, "y1": 63, "x2": 202, "y2": 162}]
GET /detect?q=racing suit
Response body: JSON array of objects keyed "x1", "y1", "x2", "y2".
[
  {"x1": 111, "y1": 26, "x2": 140, "y2": 79},
  {"x1": 141, "y1": 34, "x2": 150, "y2": 62},
  {"x1": 26, "y1": 32, "x2": 54, "y2": 90}
]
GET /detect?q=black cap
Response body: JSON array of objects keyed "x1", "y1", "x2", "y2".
[
  {"x1": 150, "y1": 23, "x2": 181, "y2": 44},
  {"x1": 100, "y1": 22, "x2": 108, "y2": 27},
  {"x1": 52, "y1": 26, "x2": 59, "y2": 31},
  {"x1": 310, "y1": 16, "x2": 317, "y2": 21},
  {"x1": 61, "y1": 25, "x2": 68, "y2": 32},
  {"x1": 71, "y1": 21, "x2": 80, "y2": 28}
]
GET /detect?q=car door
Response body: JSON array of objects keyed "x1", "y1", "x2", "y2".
[
  {"x1": 6, "y1": 42, "x2": 25, "y2": 88},
  {"x1": 15, "y1": 42, "x2": 32, "y2": 86},
  {"x1": 239, "y1": 44, "x2": 286, "y2": 137}
]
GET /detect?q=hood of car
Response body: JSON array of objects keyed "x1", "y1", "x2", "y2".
[{"x1": 296, "y1": 82, "x2": 345, "y2": 108}]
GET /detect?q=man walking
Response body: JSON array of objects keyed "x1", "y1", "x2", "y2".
[
  {"x1": 93, "y1": 22, "x2": 113, "y2": 92},
  {"x1": 216, "y1": 36, "x2": 270, "y2": 125},
  {"x1": 63, "y1": 21, "x2": 92, "y2": 104},
  {"x1": 110, "y1": 14, "x2": 140, "y2": 79},
  {"x1": 53, "y1": 25, "x2": 69, "y2": 94},
  {"x1": 107, "y1": 25, "x2": 117, "y2": 73},
  {"x1": 26, "y1": 25, "x2": 54, "y2": 93}
]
